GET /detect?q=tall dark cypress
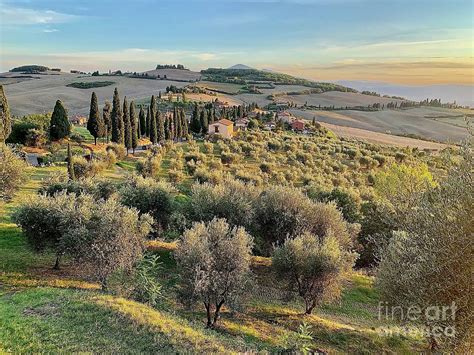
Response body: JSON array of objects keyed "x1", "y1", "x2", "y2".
[
  {"x1": 190, "y1": 103, "x2": 201, "y2": 134},
  {"x1": 87, "y1": 92, "x2": 104, "y2": 145},
  {"x1": 139, "y1": 107, "x2": 146, "y2": 137},
  {"x1": 175, "y1": 109, "x2": 182, "y2": 139},
  {"x1": 157, "y1": 111, "x2": 165, "y2": 142},
  {"x1": 199, "y1": 109, "x2": 208, "y2": 134},
  {"x1": 130, "y1": 101, "x2": 138, "y2": 154},
  {"x1": 145, "y1": 106, "x2": 150, "y2": 137},
  {"x1": 164, "y1": 115, "x2": 171, "y2": 140},
  {"x1": 149, "y1": 96, "x2": 157, "y2": 144},
  {"x1": 49, "y1": 99, "x2": 71, "y2": 140},
  {"x1": 180, "y1": 108, "x2": 188, "y2": 137},
  {"x1": 111, "y1": 88, "x2": 123, "y2": 143},
  {"x1": 123, "y1": 96, "x2": 132, "y2": 154},
  {"x1": 103, "y1": 101, "x2": 111, "y2": 143}
]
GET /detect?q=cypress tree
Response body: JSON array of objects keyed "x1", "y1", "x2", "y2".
[
  {"x1": 149, "y1": 96, "x2": 157, "y2": 144},
  {"x1": 200, "y1": 109, "x2": 209, "y2": 134},
  {"x1": 139, "y1": 107, "x2": 146, "y2": 137},
  {"x1": 103, "y1": 101, "x2": 111, "y2": 143},
  {"x1": 67, "y1": 143, "x2": 75, "y2": 181},
  {"x1": 190, "y1": 103, "x2": 201, "y2": 134},
  {"x1": 145, "y1": 106, "x2": 150, "y2": 137},
  {"x1": 130, "y1": 101, "x2": 138, "y2": 154},
  {"x1": 111, "y1": 88, "x2": 123, "y2": 143},
  {"x1": 0, "y1": 85, "x2": 12, "y2": 142},
  {"x1": 164, "y1": 116, "x2": 171, "y2": 140},
  {"x1": 123, "y1": 96, "x2": 132, "y2": 154},
  {"x1": 157, "y1": 111, "x2": 165, "y2": 143},
  {"x1": 87, "y1": 92, "x2": 105, "y2": 145},
  {"x1": 180, "y1": 108, "x2": 188, "y2": 138},
  {"x1": 49, "y1": 99, "x2": 71, "y2": 140},
  {"x1": 175, "y1": 108, "x2": 182, "y2": 139}
]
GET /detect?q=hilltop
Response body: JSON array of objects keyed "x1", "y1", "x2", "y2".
[{"x1": 227, "y1": 64, "x2": 254, "y2": 70}]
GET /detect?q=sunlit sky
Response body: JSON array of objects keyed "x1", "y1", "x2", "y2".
[{"x1": 1, "y1": 0, "x2": 473, "y2": 85}]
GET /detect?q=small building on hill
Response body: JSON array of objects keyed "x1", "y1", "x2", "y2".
[
  {"x1": 235, "y1": 118, "x2": 249, "y2": 131},
  {"x1": 291, "y1": 119, "x2": 305, "y2": 131},
  {"x1": 208, "y1": 119, "x2": 234, "y2": 139},
  {"x1": 277, "y1": 111, "x2": 294, "y2": 124},
  {"x1": 70, "y1": 115, "x2": 87, "y2": 126}
]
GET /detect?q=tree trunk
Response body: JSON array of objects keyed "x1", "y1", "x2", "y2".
[
  {"x1": 53, "y1": 254, "x2": 62, "y2": 270},
  {"x1": 212, "y1": 300, "x2": 225, "y2": 326},
  {"x1": 94, "y1": 137, "x2": 97, "y2": 145},
  {"x1": 205, "y1": 303, "x2": 212, "y2": 328}
]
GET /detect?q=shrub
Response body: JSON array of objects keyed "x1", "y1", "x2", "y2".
[
  {"x1": 189, "y1": 178, "x2": 259, "y2": 230},
  {"x1": 72, "y1": 156, "x2": 105, "y2": 179},
  {"x1": 119, "y1": 175, "x2": 175, "y2": 235},
  {"x1": 63, "y1": 197, "x2": 153, "y2": 288},
  {"x1": 106, "y1": 143, "x2": 126, "y2": 160},
  {"x1": 272, "y1": 232, "x2": 356, "y2": 314},
  {"x1": 202, "y1": 141, "x2": 214, "y2": 154},
  {"x1": 12, "y1": 192, "x2": 92, "y2": 269},
  {"x1": 168, "y1": 169, "x2": 184, "y2": 183},
  {"x1": 0, "y1": 145, "x2": 28, "y2": 200},
  {"x1": 175, "y1": 218, "x2": 253, "y2": 327},
  {"x1": 136, "y1": 154, "x2": 162, "y2": 178},
  {"x1": 220, "y1": 151, "x2": 238, "y2": 164},
  {"x1": 255, "y1": 185, "x2": 355, "y2": 254},
  {"x1": 108, "y1": 253, "x2": 162, "y2": 306}
]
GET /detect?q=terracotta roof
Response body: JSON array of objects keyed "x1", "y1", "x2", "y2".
[{"x1": 214, "y1": 118, "x2": 233, "y2": 126}]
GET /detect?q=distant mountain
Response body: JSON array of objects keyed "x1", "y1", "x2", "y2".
[
  {"x1": 336, "y1": 80, "x2": 474, "y2": 107},
  {"x1": 227, "y1": 64, "x2": 254, "y2": 70}
]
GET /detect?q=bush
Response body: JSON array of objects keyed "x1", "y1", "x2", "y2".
[
  {"x1": 255, "y1": 185, "x2": 356, "y2": 254},
  {"x1": 106, "y1": 143, "x2": 126, "y2": 160},
  {"x1": 175, "y1": 218, "x2": 253, "y2": 327},
  {"x1": 0, "y1": 145, "x2": 28, "y2": 200},
  {"x1": 273, "y1": 233, "x2": 356, "y2": 314},
  {"x1": 189, "y1": 178, "x2": 259, "y2": 230},
  {"x1": 13, "y1": 192, "x2": 92, "y2": 269},
  {"x1": 136, "y1": 154, "x2": 162, "y2": 178},
  {"x1": 72, "y1": 156, "x2": 105, "y2": 179},
  {"x1": 63, "y1": 197, "x2": 153, "y2": 288},
  {"x1": 119, "y1": 175, "x2": 175, "y2": 235},
  {"x1": 108, "y1": 253, "x2": 162, "y2": 306}
]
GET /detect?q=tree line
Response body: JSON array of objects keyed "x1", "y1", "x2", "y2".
[{"x1": 86, "y1": 88, "x2": 189, "y2": 153}]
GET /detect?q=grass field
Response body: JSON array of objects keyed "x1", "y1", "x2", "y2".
[
  {"x1": 0, "y1": 145, "x2": 431, "y2": 353},
  {"x1": 291, "y1": 107, "x2": 470, "y2": 144}
]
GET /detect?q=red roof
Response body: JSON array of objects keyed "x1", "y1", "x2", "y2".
[{"x1": 214, "y1": 119, "x2": 233, "y2": 126}]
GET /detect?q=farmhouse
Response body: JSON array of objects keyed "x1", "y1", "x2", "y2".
[
  {"x1": 291, "y1": 119, "x2": 305, "y2": 131},
  {"x1": 277, "y1": 111, "x2": 295, "y2": 124},
  {"x1": 208, "y1": 119, "x2": 234, "y2": 138},
  {"x1": 235, "y1": 118, "x2": 249, "y2": 131},
  {"x1": 70, "y1": 115, "x2": 87, "y2": 126}
]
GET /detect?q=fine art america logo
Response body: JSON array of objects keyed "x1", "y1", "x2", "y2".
[{"x1": 376, "y1": 302, "x2": 457, "y2": 338}]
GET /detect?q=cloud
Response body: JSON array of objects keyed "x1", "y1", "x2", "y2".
[
  {"x1": 43, "y1": 28, "x2": 59, "y2": 33},
  {"x1": 0, "y1": 5, "x2": 79, "y2": 25}
]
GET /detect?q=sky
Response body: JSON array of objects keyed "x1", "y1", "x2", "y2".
[{"x1": 0, "y1": 0, "x2": 473, "y2": 85}]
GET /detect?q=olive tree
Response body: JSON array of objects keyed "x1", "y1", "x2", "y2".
[
  {"x1": 272, "y1": 233, "x2": 356, "y2": 314},
  {"x1": 189, "y1": 178, "x2": 259, "y2": 230},
  {"x1": 119, "y1": 175, "x2": 174, "y2": 234},
  {"x1": 12, "y1": 192, "x2": 93, "y2": 269},
  {"x1": 175, "y1": 218, "x2": 253, "y2": 327},
  {"x1": 0, "y1": 145, "x2": 28, "y2": 200},
  {"x1": 64, "y1": 197, "x2": 153, "y2": 288},
  {"x1": 376, "y1": 149, "x2": 473, "y2": 352},
  {"x1": 255, "y1": 185, "x2": 356, "y2": 254}
]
